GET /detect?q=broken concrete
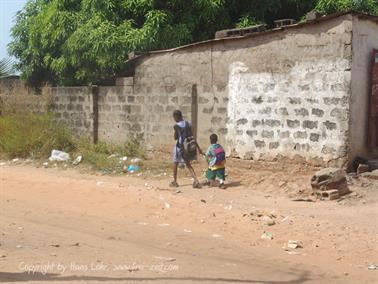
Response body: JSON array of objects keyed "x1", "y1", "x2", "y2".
[{"x1": 311, "y1": 168, "x2": 350, "y2": 199}]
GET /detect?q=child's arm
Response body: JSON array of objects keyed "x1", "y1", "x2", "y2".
[{"x1": 195, "y1": 141, "x2": 204, "y2": 156}]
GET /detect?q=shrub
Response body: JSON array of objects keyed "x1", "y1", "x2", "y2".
[
  {"x1": 0, "y1": 112, "x2": 74, "y2": 159},
  {"x1": 74, "y1": 137, "x2": 146, "y2": 172}
]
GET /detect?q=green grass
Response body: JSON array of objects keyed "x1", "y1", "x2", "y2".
[
  {"x1": 0, "y1": 111, "x2": 146, "y2": 173},
  {"x1": 0, "y1": 112, "x2": 75, "y2": 159}
]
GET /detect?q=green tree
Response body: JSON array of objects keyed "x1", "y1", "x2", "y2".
[
  {"x1": 8, "y1": 0, "x2": 377, "y2": 88},
  {"x1": 315, "y1": 0, "x2": 378, "y2": 15}
]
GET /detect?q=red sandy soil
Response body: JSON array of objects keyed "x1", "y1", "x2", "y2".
[{"x1": 0, "y1": 159, "x2": 377, "y2": 284}]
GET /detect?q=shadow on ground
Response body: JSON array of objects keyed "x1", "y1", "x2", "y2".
[{"x1": 0, "y1": 271, "x2": 313, "y2": 283}]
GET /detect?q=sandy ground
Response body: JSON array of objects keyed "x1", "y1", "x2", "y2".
[{"x1": 0, "y1": 159, "x2": 377, "y2": 284}]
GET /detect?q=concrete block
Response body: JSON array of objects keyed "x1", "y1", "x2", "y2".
[{"x1": 116, "y1": 77, "x2": 134, "y2": 86}]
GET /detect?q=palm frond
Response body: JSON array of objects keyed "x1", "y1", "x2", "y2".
[{"x1": 0, "y1": 58, "x2": 13, "y2": 77}]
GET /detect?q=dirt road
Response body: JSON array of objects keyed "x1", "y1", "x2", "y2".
[{"x1": 0, "y1": 163, "x2": 377, "y2": 284}]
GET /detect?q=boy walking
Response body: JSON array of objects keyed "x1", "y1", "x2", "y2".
[
  {"x1": 170, "y1": 110, "x2": 201, "y2": 189},
  {"x1": 204, "y1": 134, "x2": 226, "y2": 189}
]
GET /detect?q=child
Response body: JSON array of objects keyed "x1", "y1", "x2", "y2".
[
  {"x1": 170, "y1": 110, "x2": 201, "y2": 189},
  {"x1": 204, "y1": 134, "x2": 226, "y2": 189}
]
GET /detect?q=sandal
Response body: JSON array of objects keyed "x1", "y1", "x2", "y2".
[
  {"x1": 169, "y1": 181, "x2": 179, "y2": 188},
  {"x1": 202, "y1": 180, "x2": 211, "y2": 187},
  {"x1": 219, "y1": 183, "x2": 226, "y2": 190},
  {"x1": 192, "y1": 181, "x2": 202, "y2": 189}
]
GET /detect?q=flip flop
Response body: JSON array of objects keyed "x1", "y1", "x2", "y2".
[
  {"x1": 192, "y1": 181, "x2": 202, "y2": 189},
  {"x1": 169, "y1": 181, "x2": 179, "y2": 188}
]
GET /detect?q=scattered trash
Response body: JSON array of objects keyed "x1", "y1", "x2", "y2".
[
  {"x1": 108, "y1": 154, "x2": 118, "y2": 159},
  {"x1": 17, "y1": 226, "x2": 23, "y2": 230},
  {"x1": 261, "y1": 232, "x2": 273, "y2": 240},
  {"x1": 154, "y1": 256, "x2": 176, "y2": 262},
  {"x1": 12, "y1": 158, "x2": 19, "y2": 162},
  {"x1": 281, "y1": 216, "x2": 290, "y2": 223},
  {"x1": 16, "y1": 245, "x2": 23, "y2": 248},
  {"x1": 212, "y1": 234, "x2": 222, "y2": 238},
  {"x1": 71, "y1": 242, "x2": 80, "y2": 246},
  {"x1": 49, "y1": 150, "x2": 70, "y2": 162},
  {"x1": 200, "y1": 219, "x2": 205, "y2": 223},
  {"x1": 121, "y1": 156, "x2": 128, "y2": 161},
  {"x1": 286, "y1": 251, "x2": 301, "y2": 255},
  {"x1": 200, "y1": 199, "x2": 207, "y2": 204},
  {"x1": 368, "y1": 264, "x2": 378, "y2": 270},
  {"x1": 286, "y1": 240, "x2": 303, "y2": 249},
  {"x1": 157, "y1": 223, "x2": 170, "y2": 227},
  {"x1": 262, "y1": 216, "x2": 275, "y2": 226},
  {"x1": 175, "y1": 190, "x2": 181, "y2": 194},
  {"x1": 96, "y1": 181, "x2": 104, "y2": 187},
  {"x1": 131, "y1": 158, "x2": 142, "y2": 164},
  {"x1": 164, "y1": 202, "x2": 171, "y2": 209},
  {"x1": 127, "y1": 165, "x2": 139, "y2": 173},
  {"x1": 184, "y1": 229, "x2": 192, "y2": 233},
  {"x1": 43, "y1": 162, "x2": 49, "y2": 168},
  {"x1": 224, "y1": 205, "x2": 233, "y2": 210},
  {"x1": 0, "y1": 162, "x2": 6, "y2": 166},
  {"x1": 72, "y1": 155, "x2": 83, "y2": 165}
]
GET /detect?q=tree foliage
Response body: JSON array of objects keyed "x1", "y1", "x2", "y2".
[{"x1": 8, "y1": 0, "x2": 378, "y2": 87}]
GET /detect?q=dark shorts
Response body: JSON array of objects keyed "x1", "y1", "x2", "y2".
[{"x1": 206, "y1": 168, "x2": 225, "y2": 181}]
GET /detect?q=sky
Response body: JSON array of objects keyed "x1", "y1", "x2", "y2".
[{"x1": 0, "y1": 0, "x2": 28, "y2": 59}]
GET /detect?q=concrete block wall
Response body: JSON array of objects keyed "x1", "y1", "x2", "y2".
[
  {"x1": 97, "y1": 85, "x2": 143, "y2": 143},
  {"x1": 129, "y1": 15, "x2": 357, "y2": 166},
  {"x1": 1, "y1": 13, "x2": 376, "y2": 167},
  {"x1": 50, "y1": 87, "x2": 93, "y2": 138}
]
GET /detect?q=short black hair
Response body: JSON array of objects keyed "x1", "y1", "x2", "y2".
[
  {"x1": 173, "y1": 110, "x2": 182, "y2": 119},
  {"x1": 210, "y1": 134, "x2": 218, "y2": 144}
]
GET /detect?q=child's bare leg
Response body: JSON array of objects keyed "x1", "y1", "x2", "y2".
[
  {"x1": 185, "y1": 161, "x2": 199, "y2": 184},
  {"x1": 170, "y1": 162, "x2": 179, "y2": 187}
]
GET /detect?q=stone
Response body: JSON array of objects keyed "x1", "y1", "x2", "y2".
[
  {"x1": 311, "y1": 168, "x2": 350, "y2": 198},
  {"x1": 262, "y1": 130, "x2": 274, "y2": 138},
  {"x1": 310, "y1": 133, "x2": 320, "y2": 142},
  {"x1": 294, "y1": 131, "x2": 307, "y2": 139},
  {"x1": 261, "y1": 232, "x2": 273, "y2": 240},
  {"x1": 303, "y1": 120, "x2": 318, "y2": 129},
  {"x1": 286, "y1": 240, "x2": 303, "y2": 249},
  {"x1": 254, "y1": 140, "x2": 266, "y2": 148},
  {"x1": 294, "y1": 108, "x2": 309, "y2": 116},
  {"x1": 288, "y1": 97, "x2": 301, "y2": 104},
  {"x1": 279, "y1": 131, "x2": 290, "y2": 139},
  {"x1": 246, "y1": 130, "x2": 258, "y2": 137},
  {"x1": 262, "y1": 216, "x2": 275, "y2": 226},
  {"x1": 323, "y1": 121, "x2": 337, "y2": 130},
  {"x1": 312, "y1": 108, "x2": 324, "y2": 117},
  {"x1": 252, "y1": 120, "x2": 262, "y2": 127},
  {"x1": 287, "y1": 119, "x2": 300, "y2": 128},
  {"x1": 357, "y1": 164, "x2": 370, "y2": 175},
  {"x1": 269, "y1": 142, "x2": 279, "y2": 149},
  {"x1": 236, "y1": 118, "x2": 248, "y2": 125}
]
